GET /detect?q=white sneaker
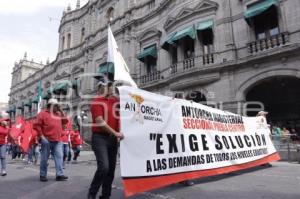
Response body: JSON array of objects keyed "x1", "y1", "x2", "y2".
[{"x1": 1, "y1": 171, "x2": 7, "y2": 176}]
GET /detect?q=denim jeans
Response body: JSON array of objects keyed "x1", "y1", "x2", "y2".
[
  {"x1": 40, "y1": 138, "x2": 64, "y2": 177},
  {"x1": 0, "y1": 144, "x2": 6, "y2": 172},
  {"x1": 28, "y1": 146, "x2": 34, "y2": 162},
  {"x1": 89, "y1": 134, "x2": 118, "y2": 197},
  {"x1": 11, "y1": 145, "x2": 21, "y2": 159},
  {"x1": 62, "y1": 143, "x2": 69, "y2": 162},
  {"x1": 67, "y1": 143, "x2": 72, "y2": 161},
  {"x1": 28, "y1": 145, "x2": 40, "y2": 163},
  {"x1": 72, "y1": 145, "x2": 81, "y2": 161}
]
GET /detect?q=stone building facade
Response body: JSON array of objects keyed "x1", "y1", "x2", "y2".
[{"x1": 8, "y1": 0, "x2": 300, "y2": 138}]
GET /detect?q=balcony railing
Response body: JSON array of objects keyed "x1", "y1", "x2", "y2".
[
  {"x1": 183, "y1": 57, "x2": 195, "y2": 70},
  {"x1": 247, "y1": 32, "x2": 289, "y2": 54},
  {"x1": 203, "y1": 53, "x2": 214, "y2": 65},
  {"x1": 140, "y1": 71, "x2": 161, "y2": 85},
  {"x1": 171, "y1": 54, "x2": 215, "y2": 75}
]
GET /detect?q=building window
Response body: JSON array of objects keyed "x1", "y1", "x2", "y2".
[
  {"x1": 137, "y1": 45, "x2": 157, "y2": 75},
  {"x1": 67, "y1": 33, "x2": 71, "y2": 49},
  {"x1": 72, "y1": 78, "x2": 79, "y2": 97},
  {"x1": 251, "y1": 6, "x2": 279, "y2": 40},
  {"x1": 200, "y1": 29, "x2": 214, "y2": 54},
  {"x1": 174, "y1": 92, "x2": 184, "y2": 99},
  {"x1": 181, "y1": 37, "x2": 195, "y2": 59},
  {"x1": 106, "y1": 7, "x2": 114, "y2": 22},
  {"x1": 149, "y1": 0, "x2": 155, "y2": 10},
  {"x1": 62, "y1": 36, "x2": 65, "y2": 50},
  {"x1": 170, "y1": 46, "x2": 178, "y2": 64},
  {"x1": 186, "y1": 91, "x2": 207, "y2": 104},
  {"x1": 145, "y1": 56, "x2": 157, "y2": 74},
  {"x1": 81, "y1": 28, "x2": 85, "y2": 43}
]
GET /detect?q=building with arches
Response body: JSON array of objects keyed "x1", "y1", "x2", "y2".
[{"x1": 8, "y1": 0, "x2": 300, "y2": 138}]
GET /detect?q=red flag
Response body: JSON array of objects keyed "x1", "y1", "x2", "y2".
[
  {"x1": 20, "y1": 121, "x2": 33, "y2": 153},
  {"x1": 29, "y1": 119, "x2": 39, "y2": 147},
  {"x1": 10, "y1": 116, "x2": 25, "y2": 145}
]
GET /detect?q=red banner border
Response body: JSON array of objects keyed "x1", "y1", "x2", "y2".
[{"x1": 123, "y1": 153, "x2": 280, "y2": 197}]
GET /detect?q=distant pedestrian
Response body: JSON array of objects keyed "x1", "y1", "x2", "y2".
[
  {"x1": 70, "y1": 130, "x2": 83, "y2": 162},
  {"x1": 272, "y1": 125, "x2": 282, "y2": 150},
  {"x1": 0, "y1": 119, "x2": 10, "y2": 176},
  {"x1": 257, "y1": 111, "x2": 272, "y2": 167},
  {"x1": 61, "y1": 119, "x2": 72, "y2": 168},
  {"x1": 282, "y1": 127, "x2": 290, "y2": 137},
  {"x1": 28, "y1": 135, "x2": 40, "y2": 165},
  {"x1": 33, "y1": 98, "x2": 69, "y2": 182}
]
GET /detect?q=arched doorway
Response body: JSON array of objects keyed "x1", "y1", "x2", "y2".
[
  {"x1": 186, "y1": 91, "x2": 207, "y2": 104},
  {"x1": 245, "y1": 76, "x2": 300, "y2": 130}
]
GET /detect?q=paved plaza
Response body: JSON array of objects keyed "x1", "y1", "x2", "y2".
[{"x1": 0, "y1": 151, "x2": 299, "y2": 199}]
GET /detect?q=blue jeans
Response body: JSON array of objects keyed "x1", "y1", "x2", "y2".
[
  {"x1": 28, "y1": 145, "x2": 40, "y2": 163},
  {"x1": 0, "y1": 144, "x2": 6, "y2": 172},
  {"x1": 72, "y1": 145, "x2": 81, "y2": 161},
  {"x1": 40, "y1": 138, "x2": 64, "y2": 177},
  {"x1": 62, "y1": 143, "x2": 69, "y2": 162}
]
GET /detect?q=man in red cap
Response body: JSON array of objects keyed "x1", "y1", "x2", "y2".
[{"x1": 34, "y1": 98, "x2": 69, "y2": 182}]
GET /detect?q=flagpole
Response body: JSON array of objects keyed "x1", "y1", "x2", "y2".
[{"x1": 107, "y1": 21, "x2": 111, "y2": 80}]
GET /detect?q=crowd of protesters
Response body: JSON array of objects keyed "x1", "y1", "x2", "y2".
[
  {"x1": 271, "y1": 125, "x2": 300, "y2": 140},
  {"x1": 1, "y1": 79, "x2": 299, "y2": 199},
  {"x1": 0, "y1": 102, "x2": 83, "y2": 179}
]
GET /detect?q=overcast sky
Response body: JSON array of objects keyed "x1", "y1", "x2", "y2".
[{"x1": 0, "y1": 0, "x2": 89, "y2": 103}]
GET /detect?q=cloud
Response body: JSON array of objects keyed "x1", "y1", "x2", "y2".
[{"x1": 0, "y1": 0, "x2": 89, "y2": 15}]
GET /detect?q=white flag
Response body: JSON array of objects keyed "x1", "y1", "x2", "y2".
[
  {"x1": 107, "y1": 26, "x2": 138, "y2": 88},
  {"x1": 37, "y1": 81, "x2": 43, "y2": 113}
]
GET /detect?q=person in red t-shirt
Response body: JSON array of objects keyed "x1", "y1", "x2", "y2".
[
  {"x1": 61, "y1": 118, "x2": 72, "y2": 167},
  {"x1": 0, "y1": 119, "x2": 10, "y2": 176},
  {"x1": 33, "y1": 98, "x2": 69, "y2": 182},
  {"x1": 87, "y1": 80, "x2": 124, "y2": 199},
  {"x1": 70, "y1": 130, "x2": 83, "y2": 162}
]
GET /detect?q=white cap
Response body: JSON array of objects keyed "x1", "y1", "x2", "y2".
[
  {"x1": 97, "y1": 80, "x2": 112, "y2": 87},
  {"x1": 257, "y1": 111, "x2": 268, "y2": 116},
  {"x1": 48, "y1": 98, "x2": 59, "y2": 105},
  {"x1": 1, "y1": 121, "x2": 8, "y2": 126}
]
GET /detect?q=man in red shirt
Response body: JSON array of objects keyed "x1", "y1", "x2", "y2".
[
  {"x1": 34, "y1": 98, "x2": 69, "y2": 182},
  {"x1": 0, "y1": 118, "x2": 9, "y2": 176},
  {"x1": 87, "y1": 80, "x2": 124, "y2": 199}
]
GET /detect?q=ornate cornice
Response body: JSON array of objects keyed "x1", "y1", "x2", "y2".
[
  {"x1": 55, "y1": 71, "x2": 71, "y2": 80},
  {"x1": 137, "y1": 28, "x2": 162, "y2": 43},
  {"x1": 164, "y1": 0, "x2": 219, "y2": 31},
  {"x1": 71, "y1": 66, "x2": 84, "y2": 75}
]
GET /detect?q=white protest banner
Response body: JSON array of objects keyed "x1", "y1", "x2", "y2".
[{"x1": 119, "y1": 86, "x2": 280, "y2": 197}]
